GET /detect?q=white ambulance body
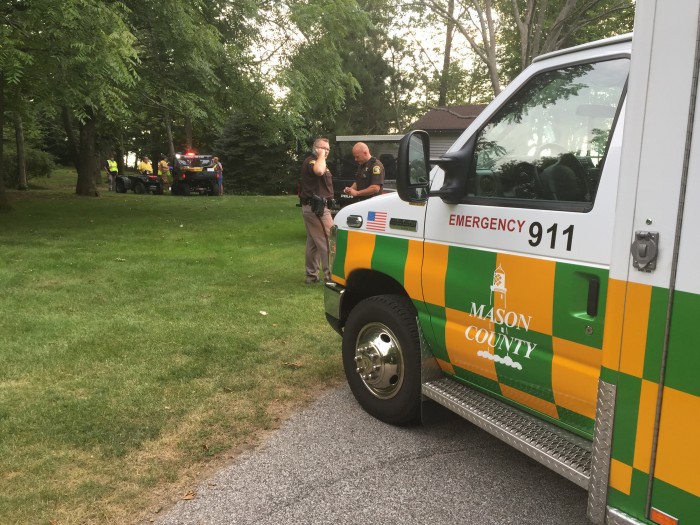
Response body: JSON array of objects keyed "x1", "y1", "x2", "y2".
[{"x1": 324, "y1": 1, "x2": 700, "y2": 523}]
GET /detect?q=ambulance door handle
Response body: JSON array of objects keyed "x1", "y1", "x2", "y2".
[
  {"x1": 631, "y1": 231, "x2": 659, "y2": 272},
  {"x1": 587, "y1": 277, "x2": 600, "y2": 317}
]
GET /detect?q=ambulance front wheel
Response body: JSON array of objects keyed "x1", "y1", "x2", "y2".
[{"x1": 342, "y1": 294, "x2": 421, "y2": 425}]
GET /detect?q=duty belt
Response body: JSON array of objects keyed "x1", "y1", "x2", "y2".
[{"x1": 300, "y1": 197, "x2": 331, "y2": 206}]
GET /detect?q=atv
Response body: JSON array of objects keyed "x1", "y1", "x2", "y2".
[{"x1": 115, "y1": 172, "x2": 164, "y2": 195}]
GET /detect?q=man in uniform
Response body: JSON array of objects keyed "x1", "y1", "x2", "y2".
[
  {"x1": 105, "y1": 154, "x2": 119, "y2": 191},
  {"x1": 299, "y1": 137, "x2": 334, "y2": 284},
  {"x1": 342, "y1": 142, "x2": 385, "y2": 199}
]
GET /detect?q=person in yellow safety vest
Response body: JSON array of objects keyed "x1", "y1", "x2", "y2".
[
  {"x1": 105, "y1": 154, "x2": 119, "y2": 191},
  {"x1": 158, "y1": 155, "x2": 170, "y2": 191},
  {"x1": 137, "y1": 156, "x2": 153, "y2": 174}
]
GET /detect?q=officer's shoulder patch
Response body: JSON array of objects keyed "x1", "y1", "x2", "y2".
[{"x1": 372, "y1": 165, "x2": 381, "y2": 175}]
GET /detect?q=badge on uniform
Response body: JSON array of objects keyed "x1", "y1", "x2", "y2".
[{"x1": 372, "y1": 166, "x2": 381, "y2": 175}]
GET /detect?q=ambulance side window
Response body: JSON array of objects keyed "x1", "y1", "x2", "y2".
[{"x1": 471, "y1": 58, "x2": 628, "y2": 209}]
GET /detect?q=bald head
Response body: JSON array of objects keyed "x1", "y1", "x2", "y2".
[{"x1": 352, "y1": 142, "x2": 371, "y2": 164}]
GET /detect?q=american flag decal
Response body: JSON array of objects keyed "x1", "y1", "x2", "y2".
[{"x1": 366, "y1": 211, "x2": 388, "y2": 231}]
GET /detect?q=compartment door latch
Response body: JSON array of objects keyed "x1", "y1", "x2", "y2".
[{"x1": 631, "y1": 231, "x2": 659, "y2": 272}]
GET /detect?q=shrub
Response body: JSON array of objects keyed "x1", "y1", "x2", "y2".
[{"x1": 2, "y1": 147, "x2": 56, "y2": 187}]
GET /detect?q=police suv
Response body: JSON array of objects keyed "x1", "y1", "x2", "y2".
[{"x1": 171, "y1": 152, "x2": 219, "y2": 196}]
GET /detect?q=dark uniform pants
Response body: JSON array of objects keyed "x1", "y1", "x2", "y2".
[{"x1": 302, "y1": 205, "x2": 333, "y2": 282}]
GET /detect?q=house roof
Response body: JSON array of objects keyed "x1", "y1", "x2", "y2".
[{"x1": 409, "y1": 104, "x2": 488, "y2": 132}]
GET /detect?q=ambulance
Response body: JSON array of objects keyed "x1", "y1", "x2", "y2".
[{"x1": 323, "y1": 1, "x2": 700, "y2": 523}]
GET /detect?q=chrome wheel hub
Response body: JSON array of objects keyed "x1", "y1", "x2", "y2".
[{"x1": 353, "y1": 322, "x2": 404, "y2": 399}]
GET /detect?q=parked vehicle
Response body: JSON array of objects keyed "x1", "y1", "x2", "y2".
[
  {"x1": 114, "y1": 172, "x2": 163, "y2": 195},
  {"x1": 329, "y1": 135, "x2": 402, "y2": 212},
  {"x1": 170, "y1": 152, "x2": 219, "y2": 196},
  {"x1": 324, "y1": 2, "x2": 700, "y2": 523}
]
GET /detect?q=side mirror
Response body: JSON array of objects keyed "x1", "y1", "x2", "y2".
[
  {"x1": 397, "y1": 130, "x2": 476, "y2": 205},
  {"x1": 397, "y1": 130, "x2": 431, "y2": 202},
  {"x1": 429, "y1": 134, "x2": 476, "y2": 204}
]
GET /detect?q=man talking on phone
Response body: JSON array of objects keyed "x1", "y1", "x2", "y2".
[{"x1": 299, "y1": 137, "x2": 334, "y2": 284}]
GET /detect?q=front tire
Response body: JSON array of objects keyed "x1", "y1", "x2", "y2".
[
  {"x1": 134, "y1": 181, "x2": 145, "y2": 194},
  {"x1": 342, "y1": 294, "x2": 421, "y2": 425}
]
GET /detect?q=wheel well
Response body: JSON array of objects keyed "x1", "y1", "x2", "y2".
[{"x1": 340, "y1": 270, "x2": 409, "y2": 327}]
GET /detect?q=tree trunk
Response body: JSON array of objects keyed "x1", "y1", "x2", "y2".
[
  {"x1": 184, "y1": 116, "x2": 193, "y2": 151},
  {"x1": 482, "y1": 0, "x2": 501, "y2": 95},
  {"x1": 93, "y1": 152, "x2": 102, "y2": 187},
  {"x1": 388, "y1": 50, "x2": 404, "y2": 131},
  {"x1": 426, "y1": 0, "x2": 501, "y2": 95},
  {"x1": 64, "y1": 107, "x2": 99, "y2": 196},
  {"x1": 0, "y1": 73, "x2": 11, "y2": 211},
  {"x1": 14, "y1": 111, "x2": 28, "y2": 190},
  {"x1": 62, "y1": 106, "x2": 80, "y2": 169},
  {"x1": 164, "y1": 110, "x2": 175, "y2": 158},
  {"x1": 438, "y1": 0, "x2": 455, "y2": 106},
  {"x1": 75, "y1": 115, "x2": 99, "y2": 196},
  {"x1": 115, "y1": 141, "x2": 125, "y2": 176}
]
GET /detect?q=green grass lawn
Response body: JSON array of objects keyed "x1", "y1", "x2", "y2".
[{"x1": 0, "y1": 169, "x2": 344, "y2": 524}]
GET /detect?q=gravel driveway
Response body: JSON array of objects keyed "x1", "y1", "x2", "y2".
[{"x1": 154, "y1": 385, "x2": 590, "y2": 525}]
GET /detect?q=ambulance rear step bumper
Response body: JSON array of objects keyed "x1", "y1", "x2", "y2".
[{"x1": 422, "y1": 377, "x2": 591, "y2": 490}]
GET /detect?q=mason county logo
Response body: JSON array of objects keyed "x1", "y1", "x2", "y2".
[{"x1": 465, "y1": 265, "x2": 538, "y2": 370}]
